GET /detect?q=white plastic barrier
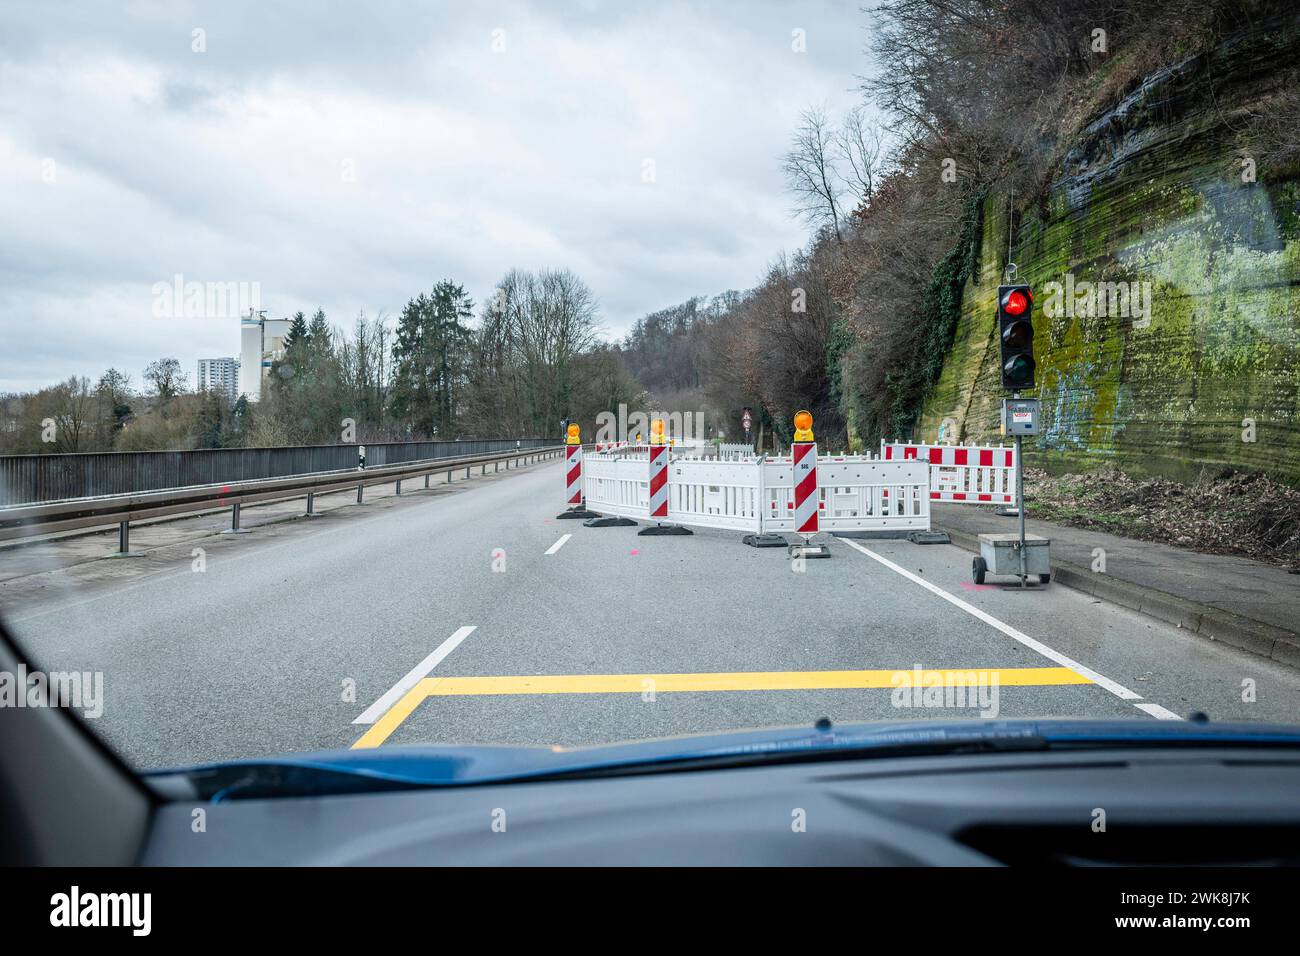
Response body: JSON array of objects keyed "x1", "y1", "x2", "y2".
[
  {"x1": 584, "y1": 449, "x2": 930, "y2": 535},
  {"x1": 666, "y1": 458, "x2": 765, "y2": 532},
  {"x1": 880, "y1": 441, "x2": 1018, "y2": 505},
  {"x1": 759, "y1": 456, "x2": 930, "y2": 532},
  {"x1": 716, "y1": 443, "x2": 756, "y2": 460},
  {"x1": 582, "y1": 453, "x2": 649, "y2": 520}
]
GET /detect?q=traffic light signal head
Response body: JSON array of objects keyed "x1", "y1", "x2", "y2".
[{"x1": 998, "y1": 284, "x2": 1035, "y2": 390}]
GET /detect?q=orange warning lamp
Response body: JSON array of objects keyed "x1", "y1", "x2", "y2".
[
  {"x1": 793, "y1": 410, "x2": 814, "y2": 442},
  {"x1": 650, "y1": 419, "x2": 665, "y2": 445},
  {"x1": 566, "y1": 423, "x2": 581, "y2": 445}
]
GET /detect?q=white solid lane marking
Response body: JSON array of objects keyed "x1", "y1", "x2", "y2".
[
  {"x1": 545, "y1": 534, "x2": 572, "y2": 556},
  {"x1": 839, "y1": 538, "x2": 1180, "y2": 719},
  {"x1": 353, "y1": 625, "x2": 477, "y2": 725},
  {"x1": 1134, "y1": 702, "x2": 1183, "y2": 720}
]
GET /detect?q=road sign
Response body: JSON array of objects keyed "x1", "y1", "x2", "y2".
[{"x1": 741, "y1": 408, "x2": 752, "y2": 433}]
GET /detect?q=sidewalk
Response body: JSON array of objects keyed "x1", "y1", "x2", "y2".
[{"x1": 931, "y1": 503, "x2": 1300, "y2": 669}]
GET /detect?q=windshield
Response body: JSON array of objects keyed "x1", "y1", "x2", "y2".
[{"x1": 2, "y1": 0, "x2": 1299, "y2": 781}]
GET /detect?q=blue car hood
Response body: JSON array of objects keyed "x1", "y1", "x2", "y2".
[{"x1": 148, "y1": 718, "x2": 1300, "y2": 799}]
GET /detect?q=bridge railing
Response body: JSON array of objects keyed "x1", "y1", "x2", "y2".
[
  {"x1": 0, "y1": 444, "x2": 565, "y2": 550},
  {"x1": 0, "y1": 438, "x2": 556, "y2": 507}
]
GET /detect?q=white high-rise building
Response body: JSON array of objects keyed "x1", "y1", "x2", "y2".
[
  {"x1": 197, "y1": 357, "x2": 240, "y2": 402},
  {"x1": 238, "y1": 310, "x2": 293, "y2": 401}
]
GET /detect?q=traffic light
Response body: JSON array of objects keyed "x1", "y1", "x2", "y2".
[{"x1": 998, "y1": 284, "x2": 1035, "y2": 390}]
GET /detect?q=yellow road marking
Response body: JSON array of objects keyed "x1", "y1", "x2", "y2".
[
  {"x1": 421, "y1": 667, "x2": 1088, "y2": 695},
  {"x1": 351, "y1": 666, "x2": 1091, "y2": 749},
  {"x1": 351, "y1": 679, "x2": 431, "y2": 749}
]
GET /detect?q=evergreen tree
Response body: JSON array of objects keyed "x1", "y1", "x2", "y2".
[
  {"x1": 267, "y1": 309, "x2": 345, "y2": 443},
  {"x1": 283, "y1": 311, "x2": 310, "y2": 351},
  {"x1": 391, "y1": 281, "x2": 473, "y2": 437},
  {"x1": 307, "y1": 309, "x2": 332, "y2": 357}
]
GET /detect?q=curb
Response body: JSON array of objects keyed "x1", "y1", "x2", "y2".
[{"x1": 940, "y1": 525, "x2": 1300, "y2": 671}]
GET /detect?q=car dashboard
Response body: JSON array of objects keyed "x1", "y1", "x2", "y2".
[{"x1": 139, "y1": 747, "x2": 1300, "y2": 865}]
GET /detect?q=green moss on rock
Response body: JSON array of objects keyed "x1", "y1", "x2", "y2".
[{"x1": 916, "y1": 24, "x2": 1300, "y2": 483}]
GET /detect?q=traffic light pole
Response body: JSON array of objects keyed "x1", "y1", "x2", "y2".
[{"x1": 1015, "y1": 432, "x2": 1027, "y2": 588}]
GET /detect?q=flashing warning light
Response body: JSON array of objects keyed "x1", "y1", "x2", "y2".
[
  {"x1": 651, "y1": 419, "x2": 665, "y2": 445},
  {"x1": 793, "y1": 409, "x2": 814, "y2": 442},
  {"x1": 566, "y1": 423, "x2": 581, "y2": 444}
]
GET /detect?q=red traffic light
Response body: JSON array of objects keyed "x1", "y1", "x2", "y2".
[{"x1": 1001, "y1": 289, "x2": 1029, "y2": 316}]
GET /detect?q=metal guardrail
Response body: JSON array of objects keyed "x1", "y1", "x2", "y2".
[
  {"x1": 0, "y1": 438, "x2": 557, "y2": 507},
  {"x1": 0, "y1": 445, "x2": 564, "y2": 552}
]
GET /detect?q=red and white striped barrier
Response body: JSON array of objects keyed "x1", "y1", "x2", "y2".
[
  {"x1": 881, "y1": 441, "x2": 1018, "y2": 504},
  {"x1": 792, "y1": 441, "x2": 818, "y2": 535},
  {"x1": 580, "y1": 433, "x2": 930, "y2": 536},
  {"x1": 760, "y1": 455, "x2": 929, "y2": 532},
  {"x1": 565, "y1": 443, "x2": 584, "y2": 506},
  {"x1": 648, "y1": 444, "x2": 669, "y2": 519}
]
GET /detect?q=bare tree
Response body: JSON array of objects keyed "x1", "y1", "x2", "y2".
[
  {"x1": 465, "y1": 268, "x2": 600, "y2": 436},
  {"x1": 336, "y1": 311, "x2": 393, "y2": 436},
  {"x1": 49, "y1": 376, "x2": 96, "y2": 452},
  {"x1": 143, "y1": 358, "x2": 186, "y2": 407},
  {"x1": 783, "y1": 106, "x2": 845, "y2": 243},
  {"x1": 784, "y1": 105, "x2": 889, "y2": 244},
  {"x1": 836, "y1": 106, "x2": 885, "y2": 205}
]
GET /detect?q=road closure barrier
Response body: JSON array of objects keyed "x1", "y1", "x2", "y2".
[
  {"x1": 565, "y1": 445, "x2": 583, "y2": 505},
  {"x1": 881, "y1": 440, "x2": 1018, "y2": 505},
  {"x1": 717, "y1": 443, "x2": 755, "y2": 460},
  {"x1": 791, "y1": 439, "x2": 818, "y2": 535},
  {"x1": 583, "y1": 413, "x2": 930, "y2": 540},
  {"x1": 557, "y1": 424, "x2": 598, "y2": 519}
]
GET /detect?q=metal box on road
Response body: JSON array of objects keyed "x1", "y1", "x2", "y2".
[{"x1": 974, "y1": 532, "x2": 1051, "y2": 584}]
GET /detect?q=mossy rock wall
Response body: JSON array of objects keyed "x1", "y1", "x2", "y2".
[{"x1": 917, "y1": 17, "x2": 1300, "y2": 483}]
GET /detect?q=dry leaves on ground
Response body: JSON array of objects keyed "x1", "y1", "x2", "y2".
[{"x1": 1024, "y1": 467, "x2": 1300, "y2": 570}]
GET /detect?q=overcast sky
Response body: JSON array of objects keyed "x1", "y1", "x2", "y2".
[{"x1": 0, "y1": 0, "x2": 874, "y2": 393}]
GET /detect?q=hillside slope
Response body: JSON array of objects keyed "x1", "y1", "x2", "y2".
[{"x1": 917, "y1": 12, "x2": 1300, "y2": 483}]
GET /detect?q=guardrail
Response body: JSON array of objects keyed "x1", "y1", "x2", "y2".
[
  {"x1": 0, "y1": 445, "x2": 564, "y2": 553},
  {"x1": 0, "y1": 437, "x2": 557, "y2": 506}
]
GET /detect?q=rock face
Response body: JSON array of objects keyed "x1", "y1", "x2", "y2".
[{"x1": 918, "y1": 14, "x2": 1300, "y2": 483}]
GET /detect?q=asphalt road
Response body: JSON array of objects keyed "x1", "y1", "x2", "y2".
[{"x1": 5, "y1": 459, "x2": 1300, "y2": 769}]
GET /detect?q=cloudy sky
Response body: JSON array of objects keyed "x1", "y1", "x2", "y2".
[{"x1": 0, "y1": 0, "x2": 874, "y2": 393}]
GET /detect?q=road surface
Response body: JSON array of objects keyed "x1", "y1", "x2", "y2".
[{"x1": 4, "y1": 459, "x2": 1299, "y2": 768}]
